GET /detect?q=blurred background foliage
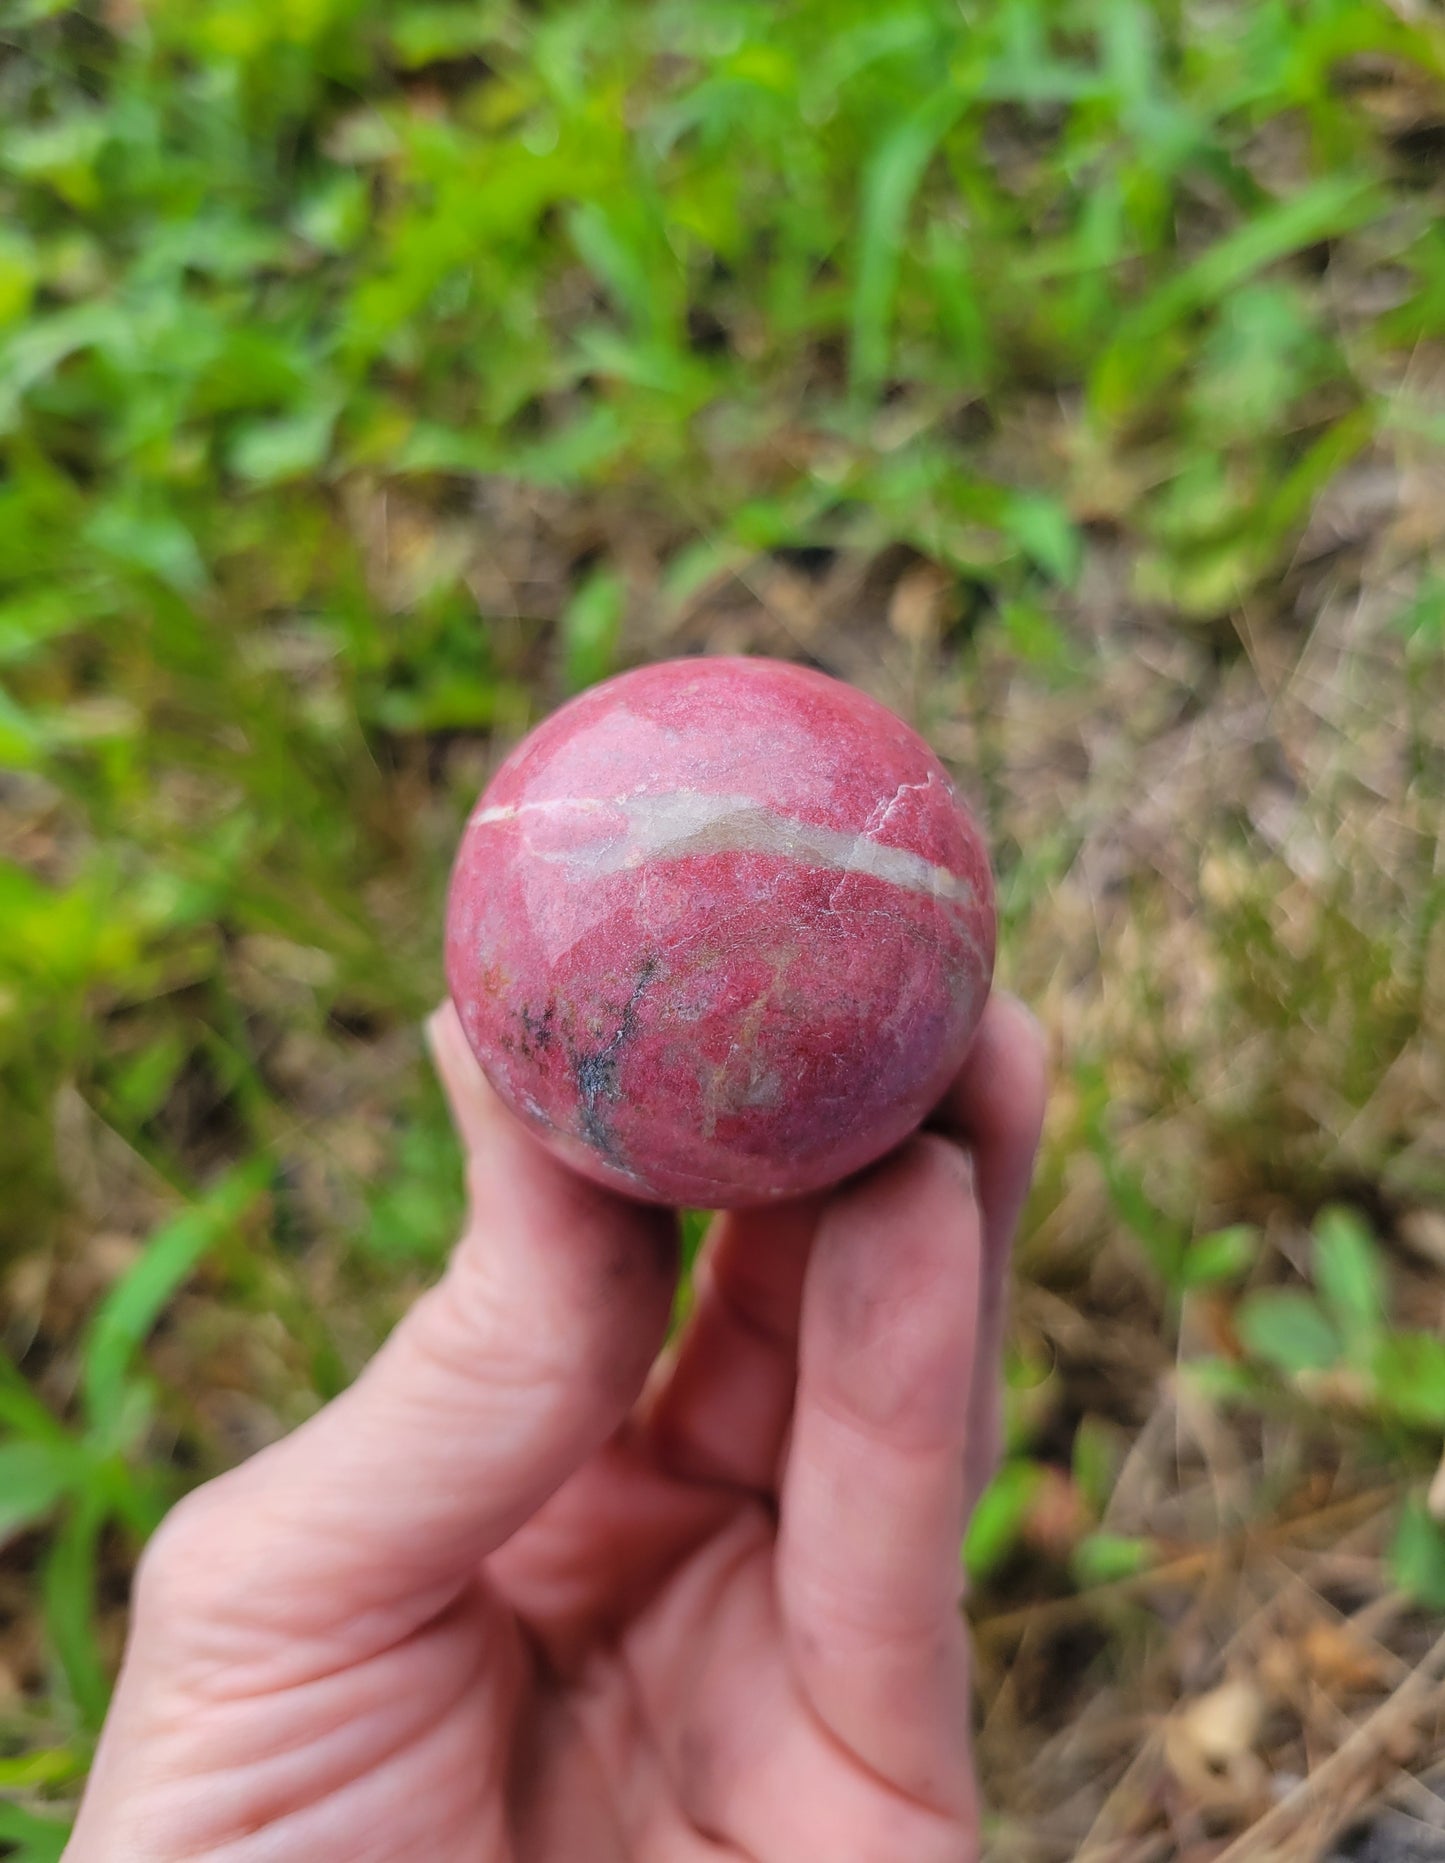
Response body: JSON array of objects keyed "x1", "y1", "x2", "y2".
[{"x1": 1, "y1": 0, "x2": 1443, "y2": 1854}]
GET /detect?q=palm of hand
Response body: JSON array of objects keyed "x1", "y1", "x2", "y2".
[
  {"x1": 284, "y1": 1447, "x2": 970, "y2": 1862},
  {"x1": 68, "y1": 999, "x2": 1043, "y2": 1863}
]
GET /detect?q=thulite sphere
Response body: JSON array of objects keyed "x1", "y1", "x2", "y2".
[{"x1": 445, "y1": 656, "x2": 996, "y2": 1209}]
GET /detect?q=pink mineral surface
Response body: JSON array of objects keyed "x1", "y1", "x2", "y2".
[{"x1": 445, "y1": 656, "x2": 996, "y2": 1208}]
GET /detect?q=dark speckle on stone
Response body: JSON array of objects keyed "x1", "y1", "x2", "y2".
[
  {"x1": 517, "y1": 1000, "x2": 556, "y2": 1059},
  {"x1": 576, "y1": 1046, "x2": 620, "y2": 1112},
  {"x1": 571, "y1": 957, "x2": 661, "y2": 1165}
]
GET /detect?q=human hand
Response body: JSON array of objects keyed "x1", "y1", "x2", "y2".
[{"x1": 65, "y1": 993, "x2": 1046, "y2": 1863}]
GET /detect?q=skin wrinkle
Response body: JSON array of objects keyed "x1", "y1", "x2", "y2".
[
  {"x1": 190, "y1": 1693, "x2": 495, "y2": 1863},
  {"x1": 789, "y1": 1644, "x2": 973, "y2": 1843},
  {"x1": 135, "y1": 1494, "x2": 466, "y2": 1686},
  {"x1": 614, "y1": 1521, "x2": 767, "y2": 1846},
  {"x1": 99, "y1": 1599, "x2": 509, "y2": 1863},
  {"x1": 142, "y1": 1608, "x2": 493, "y2": 1849},
  {"x1": 470, "y1": 792, "x2": 977, "y2": 911}
]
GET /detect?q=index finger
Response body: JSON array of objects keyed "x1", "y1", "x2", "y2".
[{"x1": 139, "y1": 1006, "x2": 678, "y2": 1653}]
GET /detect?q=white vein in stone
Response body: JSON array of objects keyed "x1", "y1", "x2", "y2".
[{"x1": 471, "y1": 790, "x2": 975, "y2": 907}]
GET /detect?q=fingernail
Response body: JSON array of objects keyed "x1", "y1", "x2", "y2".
[
  {"x1": 993, "y1": 989, "x2": 1049, "y2": 1058},
  {"x1": 424, "y1": 1001, "x2": 457, "y2": 1061}
]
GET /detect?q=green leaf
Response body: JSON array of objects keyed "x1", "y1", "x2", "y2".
[
  {"x1": 1093, "y1": 174, "x2": 1381, "y2": 416},
  {"x1": 996, "y1": 599, "x2": 1078, "y2": 676},
  {"x1": 851, "y1": 89, "x2": 965, "y2": 397},
  {"x1": 1077, "y1": 1064, "x2": 1187, "y2": 1284},
  {"x1": 1071, "y1": 1416, "x2": 1122, "y2": 1516},
  {"x1": 42, "y1": 1495, "x2": 110, "y2": 1732},
  {"x1": 1259, "y1": 406, "x2": 1377, "y2": 547},
  {"x1": 108, "y1": 1031, "x2": 189, "y2": 1128},
  {"x1": 81, "y1": 1164, "x2": 268, "y2": 1437},
  {"x1": 1235, "y1": 1289, "x2": 1342, "y2": 1376},
  {"x1": 0, "y1": 1803, "x2": 72, "y2": 1863},
  {"x1": 1373, "y1": 1333, "x2": 1445, "y2": 1429},
  {"x1": 85, "y1": 502, "x2": 207, "y2": 598},
  {"x1": 0, "y1": 301, "x2": 130, "y2": 430},
  {"x1": 1395, "y1": 574, "x2": 1445, "y2": 659},
  {"x1": 229, "y1": 400, "x2": 338, "y2": 485},
  {"x1": 1182, "y1": 1356, "x2": 1270, "y2": 1407},
  {"x1": 0, "y1": 227, "x2": 38, "y2": 329},
  {"x1": 1002, "y1": 1341, "x2": 1057, "y2": 1454},
  {"x1": 661, "y1": 538, "x2": 746, "y2": 611},
  {"x1": 3, "y1": 111, "x2": 107, "y2": 210},
  {"x1": 1313, "y1": 1205, "x2": 1386, "y2": 1358},
  {"x1": 1172, "y1": 177, "x2": 1380, "y2": 315},
  {"x1": 0, "y1": 1747, "x2": 85, "y2": 1789},
  {"x1": 1389, "y1": 1497, "x2": 1445, "y2": 1612},
  {"x1": 0, "y1": 1440, "x2": 75, "y2": 1545},
  {"x1": 669, "y1": 1210, "x2": 713, "y2": 1338},
  {"x1": 0, "y1": 589, "x2": 81, "y2": 667},
  {"x1": 1004, "y1": 494, "x2": 1081, "y2": 586},
  {"x1": 389, "y1": 2, "x2": 508, "y2": 69},
  {"x1": 679, "y1": 1209, "x2": 710, "y2": 1270},
  {"x1": 0, "y1": 684, "x2": 47, "y2": 770},
  {"x1": 1072, "y1": 1531, "x2": 1155, "y2": 1587},
  {"x1": 295, "y1": 172, "x2": 370, "y2": 255},
  {"x1": 963, "y1": 1459, "x2": 1043, "y2": 1582},
  {"x1": 1190, "y1": 282, "x2": 1322, "y2": 443},
  {"x1": 362, "y1": 1105, "x2": 465, "y2": 1266},
  {"x1": 560, "y1": 570, "x2": 624, "y2": 693},
  {"x1": 1181, "y1": 1225, "x2": 1258, "y2": 1289},
  {"x1": 0, "y1": 1347, "x2": 72, "y2": 1448},
  {"x1": 568, "y1": 203, "x2": 661, "y2": 335}
]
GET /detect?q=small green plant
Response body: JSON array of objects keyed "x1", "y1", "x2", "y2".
[
  {"x1": 1237, "y1": 1206, "x2": 1395, "y2": 1391},
  {"x1": 964, "y1": 1458, "x2": 1045, "y2": 1583},
  {"x1": 1234, "y1": 1206, "x2": 1445, "y2": 1605},
  {"x1": 1079, "y1": 1058, "x2": 1263, "y2": 1299}
]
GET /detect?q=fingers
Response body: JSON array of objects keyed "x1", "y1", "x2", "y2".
[
  {"x1": 642, "y1": 990, "x2": 1046, "y2": 1517},
  {"x1": 931, "y1": 992, "x2": 1049, "y2": 1517},
  {"x1": 643, "y1": 1198, "x2": 820, "y2": 1492},
  {"x1": 777, "y1": 1135, "x2": 982, "y2": 1813},
  {"x1": 146, "y1": 1004, "x2": 677, "y2": 1646}
]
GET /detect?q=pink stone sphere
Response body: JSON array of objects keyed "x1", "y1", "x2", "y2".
[{"x1": 444, "y1": 656, "x2": 996, "y2": 1209}]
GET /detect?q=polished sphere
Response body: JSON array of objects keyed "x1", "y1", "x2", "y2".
[{"x1": 445, "y1": 656, "x2": 996, "y2": 1208}]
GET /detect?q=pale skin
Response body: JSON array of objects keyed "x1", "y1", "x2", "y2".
[{"x1": 65, "y1": 993, "x2": 1047, "y2": 1863}]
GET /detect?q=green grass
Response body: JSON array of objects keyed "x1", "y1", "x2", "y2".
[{"x1": 2, "y1": 0, "x2": 1444, "y2": 1852}]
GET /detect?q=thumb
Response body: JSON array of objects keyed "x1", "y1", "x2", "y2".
[{"x1": 146, "y1": 1004, "x2": 677, "y2": 1638}]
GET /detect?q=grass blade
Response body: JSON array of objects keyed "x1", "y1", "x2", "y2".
[
  {"x1": 81, "y1": 1163, "x2": 269, "y2": 1437},
  {"x1": 0, "y1": 1804, "x2": 72, "y2": 1863},
  {"x1": 0, "y1": 1348, "x2": 72, "y2": 1448},
  {"x1": 1091, "y1": 174, "x2": 1381, "y2": 416},
  {"x1": 851, "y1": 89, "x2": 966, "y2": 399},
  {"x1": 41, "y1": 1493, "x2": 110, "y2": 1733},
  {"x1": 0, "y1": 1441, "x2": 75, "y2": 1547}
]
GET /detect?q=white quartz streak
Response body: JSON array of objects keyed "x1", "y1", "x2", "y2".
[{"x1": 471, "y1": 790, "x2": 975, "y2": 908}]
